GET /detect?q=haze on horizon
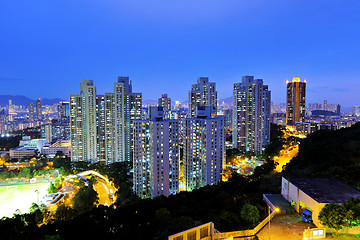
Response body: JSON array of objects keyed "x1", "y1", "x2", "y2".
[{"x1": 0, "y1": 0, "x2": 359, "y2": 107}]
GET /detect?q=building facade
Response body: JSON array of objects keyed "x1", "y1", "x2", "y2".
[
  {"x1": 28, "y1": 102, "x2": 34, "y2": 119},
  {"x1": 36, "y1": 98, "x2": 42, "y2": 120},
  {"x1": 232, "y1": 76, "x2": 271, "y2": 153},
  {"x1": 188, "y1": 77, "x2": 217, "y2": 118},
  {"x1": 158, "y1": 94, "x2": 171, "y2": 111},
  {"x1": 184, "y1": 106, "x2": 225, "y2": 192},
  {"x1": 70, "y1": 77, "x2": 142, "y2": 164},
  {"x1": 286, "y1": 77, "x2": 306, "y2": 126},
  {"x1": 133, "y1": 106, "x2": 180, "y2": 198},
  {"x1": 58, "y1": 101, "x2": 70, "y2": 119}
]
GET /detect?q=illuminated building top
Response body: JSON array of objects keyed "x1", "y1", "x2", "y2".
[{"x1": 292, "y1": 77, "x2": 301, "y2": 83}]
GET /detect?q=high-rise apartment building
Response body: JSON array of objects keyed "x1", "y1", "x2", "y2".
[
  {"x1": 188, "y1": 77, "x2": 217, "y2": 118},
  {"x1": 36, "y1": 98, "x2": 42, "y2": 119},
  {"x1": 133, "y1": 106, "x2": 179, "y2": 198},
  {"x1": 41, "y1": 119, "x2": 70, "y2": 142},
  {"x1": 286, "y1": 77, "x2": 306, "y2": 126},
  {"x1": 29, "y1": 102, "x2": 34, "y2": 119},
  {"x1": 184, "y1": 106, "x2": 225, "y2": 192},
  {"x1": 70, "y1": 94, "x2": 83, "y2": 162},
  {"x1": 158, "y1": 94, "x2": 171, "y2": 111},
  {"x1": 224, "y1": 109, "x2": 233, "y2": 131},
  {"x1": 81, "y1": 80, "x2": 97, "y2": 161},
  {"x1": 58, "y1": 101, "x2": 70, "y2": 119},
  {"x1": 114, "y1": 77, "x2": 142, "y2": 163},
  {"x1": 70, "y1": 77, "x2": 142, "y2": 163},
  {"x1": 353, "y1": 105, "x2": 360, "y2": 117},
  {"x1": 232, "y1": 76, "x2": 271, "y2": 153}
]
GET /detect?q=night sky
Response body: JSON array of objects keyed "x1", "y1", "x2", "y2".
[{"x1": 0, "y1": 0, "x2": 359, "y2": 107}]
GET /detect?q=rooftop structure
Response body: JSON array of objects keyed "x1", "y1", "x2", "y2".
[{"x1": 285, "y1": 177, "x2": 360, "y2": 203}]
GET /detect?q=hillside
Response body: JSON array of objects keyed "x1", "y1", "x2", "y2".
[
  {"x1": 284, "y1": 122, "x2": 360, "y2": 187},
  {"x1": 0, "y1": 95, "x2": 64, "y2": 106}
]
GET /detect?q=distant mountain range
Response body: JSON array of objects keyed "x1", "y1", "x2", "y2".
[
  {"x1": 0, "y1": 95, "x2": 65, "y2": 107},
  {"x1": 219, "y1": 97, "x2": 232, "y2": 104},
  {"x1": 143, "y1": 96, "x2": 233, "y2": 106}
]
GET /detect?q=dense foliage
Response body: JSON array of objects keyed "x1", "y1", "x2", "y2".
[
  {"x1": 4, "y1": 123, "x2": 360, "y2": 239},
  {"x1": 241, "y1": 203, "x2": 260, "y2": 225},
  {"x1": 284, "y1": 122, "x2": 360, "y2": 186},
  {"x1": 0, "y1": 135, "x2": 22, "y2": 151},
  {"x1": 319, "y1": 198, "x2": 360, "y2": 233},
  {"x1": 0, "y1": 170, "x2": 280, "y2": 240}
]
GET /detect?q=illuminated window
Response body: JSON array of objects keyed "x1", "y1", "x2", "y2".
[{"x1": 312, "y1": 230, "x2": 324, "y2": 236}]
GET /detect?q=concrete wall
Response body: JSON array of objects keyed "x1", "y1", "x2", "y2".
[
  {"x1": 168, "y1": 222, "x2": 215, "y2": 240},
  {"x1": 282, "y1": 177, "x2": 341, "y2": 227},
  {"x1": 282, "y1": 177, "x2": 323, "y2": 226}
]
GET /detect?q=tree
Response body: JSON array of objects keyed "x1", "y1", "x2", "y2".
[
  {"x1": 48, "y1": 175, "x2": 62, "y2": 193},
  {"x1": 54, "y1": 204, "x2": 74, "y2": 221},
  {"x1": 240, "y1": 203, "x2": 260, "y2": 225},
  {"x1": 29, "y1": 203, "x2": 44, "y2": 224},
  {"x1": 344, "y1": 197, "x2": 360, "y2": 227},
  {"x1": 319, "y1": 203, "x2": 346, "y2": 234},
  {"x1": 72, "y1": 183, "x2": 99, "y2": 213},
  {"x1": 18, "y1": 168, "x2": 32, "y2": 179}
]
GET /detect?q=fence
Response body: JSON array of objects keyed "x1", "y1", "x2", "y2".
[{"x1": 0, "y1": 178, "x2": 53, "y2": 186}]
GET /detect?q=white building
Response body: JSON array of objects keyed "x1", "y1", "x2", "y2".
[
  {"x1": 70, "y1": 77, "x2": 142, "y2": 164},
  {"x1": 41, "y1": 140, "x2": 70, "y2": 158},
  {"x1": 133, "y1": 106, "x2": 179, "y2": 198},
  {"x1": 184, "y1": 106, "x2": 225, "y2": 191},
  {"x1": 232, "y1": 76, "x2": 271, "y2": 153},
  {"x1": 281, "y1": 177, "x2": 360, "y2": 227},
  {"x1": 10, "y1": 137, "x2": 47, "y2": 159}
]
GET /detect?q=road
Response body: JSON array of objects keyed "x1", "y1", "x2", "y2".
[
  {"x1": 93, "y1": 181, "x2": 114, "y2": 206},
  {"x1": 274, "y1": 145, "x2": 299, "y2": 172}
]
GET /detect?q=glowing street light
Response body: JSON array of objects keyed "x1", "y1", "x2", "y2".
[{"x1": 268, "y1": 207, "x2": 280, "y2": 240}]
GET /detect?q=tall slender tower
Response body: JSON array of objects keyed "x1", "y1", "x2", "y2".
[
  {"x1": 36, "y1": 98, "x2": 42, "y2": 119},
  {"x1": 114, "y1": 76, "x2": 142, "y2": 162},
  {"x1": 28, "y1": 102, "x2": 34, "y2": 119},
  {"x1": 70, "y1": 94, "x2": 83, "y2": 162},
  {"x1": 286, "y1": 77, "x2": 306, "y2": 126},
  {"x1": 188, "y1": 77, "x2": 217, "y2": 118},
  {"x1": 232, "y1": 76, "x2": 271, "y2": 153},
  {"x1": 81, "y1": 80, "x2": 97, "y2": 161}
]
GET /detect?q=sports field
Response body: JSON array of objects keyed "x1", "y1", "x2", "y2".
[{"x1": 0, "y1": 182, "x2": 50, "y2": 218}]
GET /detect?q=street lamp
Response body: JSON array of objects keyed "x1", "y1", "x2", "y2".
[
  {"x1": 268, "y1": 207, "x2": 279, "y2": 240},
  {"x1": 35, "y1": 190, "x2": 39, "y2": 205}
]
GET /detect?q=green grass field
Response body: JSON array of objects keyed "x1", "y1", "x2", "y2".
[{"x1": 0, "y1": 182, "x2": 50, "y2": 218}]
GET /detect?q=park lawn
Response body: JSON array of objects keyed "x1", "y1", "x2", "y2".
[{"x1": 0, "y1": 182, "x2": 50, "y2": 218}]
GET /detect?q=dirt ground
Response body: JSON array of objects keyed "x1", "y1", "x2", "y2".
[{"x1": 234, "y1": 214, "x2": 360, "y2": 240}]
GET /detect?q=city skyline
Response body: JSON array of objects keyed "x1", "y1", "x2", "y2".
[{"x1": 0, "y1": 1, "x2": 359, "y2": 107}]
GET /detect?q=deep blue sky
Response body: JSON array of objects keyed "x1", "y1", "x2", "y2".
[{"x1": 0, "y1": 0, "x2": 359, "y2": 107}]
